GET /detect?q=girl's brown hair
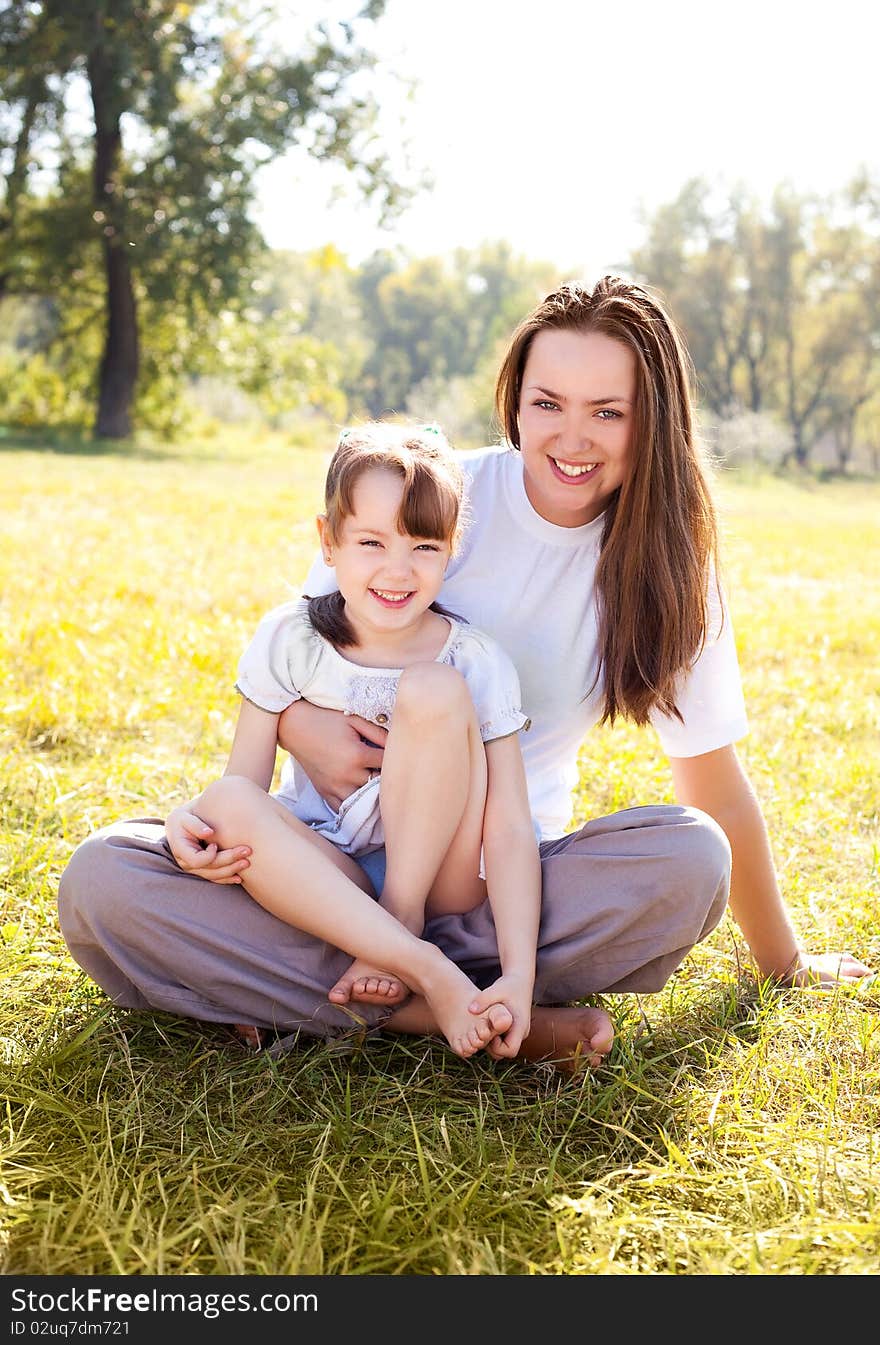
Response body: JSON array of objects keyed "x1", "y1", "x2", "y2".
[
  {"x1": 309, "y1": 421, "x2": 465, "y2": 649},
  {"x1": 495, "y1": 275, "x2": 719, "y2": 726}
]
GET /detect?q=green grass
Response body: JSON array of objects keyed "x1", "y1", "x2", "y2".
[{"x1": 1, "y1": 427, "x2": 878, "y2": 1276}]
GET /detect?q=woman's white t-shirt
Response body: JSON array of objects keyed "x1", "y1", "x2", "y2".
[{"x1": 302, "y1": 445, "x2": 748, "y2": 842}]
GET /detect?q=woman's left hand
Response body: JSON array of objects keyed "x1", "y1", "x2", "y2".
[{"x1": 783, "y1": 950, "x2": 874, "y2": 988}]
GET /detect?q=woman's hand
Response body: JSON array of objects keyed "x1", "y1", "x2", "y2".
[
  {"x1": 165, "y1": 804, "x2": 251, "y2": 885},
  {"x1": 670, "y1": 748, "x2": 874, "y2": 990},
  {"x1": 277, "y1": 700, "x2": 387, "y2": 811},
  {"x1": 781, "y1": 950, "x2": 874, "y2": 989},
  {"x1": 467, "y1": 972, "x2": 534, "y2": 1059}
]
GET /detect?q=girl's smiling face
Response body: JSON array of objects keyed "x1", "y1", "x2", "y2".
[
  {"x1": 317, "y1": 467, "x2": 451, "y2": 642},
  {"x1": 517, "y1": 328, "x2": 636, "y2": 527}
]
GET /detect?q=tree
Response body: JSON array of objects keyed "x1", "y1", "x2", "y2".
[
  {"x1": 253, "y1": 243, "x2": 370, "y2": 413},
  {"x1": 631, "y1": 178, "x2": 880, "y2": 469},
  {"x1": 354, "y1": 241, "x2": 558, "y2": 419},
  {"x1": 857, "y1": 395, "x2": 880, "y2": 475},
  {"x1": 0, "y1": 0, "x2": 404, "y2": 437},
  {"x1": 768, "y1": 189, "x2": 879, "y2": 468},
  {"x1": 631, "y1": 180, "x2": 782, "y2": 419}
]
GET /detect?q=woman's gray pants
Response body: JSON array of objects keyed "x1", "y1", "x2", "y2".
[{"x1": 57, "y1": 804, "x2": 731, "y2": 1042}]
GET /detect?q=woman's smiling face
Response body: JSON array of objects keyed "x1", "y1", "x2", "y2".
[{"x1": 517, "y1": 328, "x2": 637, "y2": 527}]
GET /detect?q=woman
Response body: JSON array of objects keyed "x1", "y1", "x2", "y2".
[{"x1": 57, "y1": 277, "x2": 871, "y2": 1068}]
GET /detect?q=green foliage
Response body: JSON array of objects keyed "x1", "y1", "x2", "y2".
[
  {"x1": 0, "y1": 236, "x2": 561, "y2": 442},
  {"x1": 217, "y1": 317, "x2": 347, "y2": 427},
  {"x1": 256, "y1": 244, "x2": 370, "y2": 383},
  {"x1": 354, "y1": 242, "x2": 560, "y2": 420},
  {"x1": 2, "y1": 0, "x2": 404, "y2": 293},
  {"x1": 0, "y1": 0, "x2": 404, "y2": 434},
  {"x1": 0, "y1": 351, "x2": 91, "y2": 428}
]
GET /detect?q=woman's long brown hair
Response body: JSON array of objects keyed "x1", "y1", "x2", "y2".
[{"x1": 495, "y1": 276, "x2": 719, "y2": 726}]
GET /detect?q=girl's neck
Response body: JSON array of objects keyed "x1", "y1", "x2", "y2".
[{"x1": 339, "y1": 605, "x2": 451, "y2": 669}]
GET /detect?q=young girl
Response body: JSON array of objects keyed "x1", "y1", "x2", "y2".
[{"x1": 164, "y1": 421, "x2": 545, "y2": 1060}]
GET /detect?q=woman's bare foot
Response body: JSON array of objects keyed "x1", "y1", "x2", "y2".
[
  {"x1": 488, "y1": 1004, "x2": 614, "y2": 1071},
  {"x1": 329, "y1": 957, "x2": 410, "y2": 1006},
  {"x1": 230, "y1": 1023, "x2": 266, "y2": 1050}
]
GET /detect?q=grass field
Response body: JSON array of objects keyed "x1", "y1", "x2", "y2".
[{"x1": 1, "y1": 425, "x2": 878, "y2": 1276}]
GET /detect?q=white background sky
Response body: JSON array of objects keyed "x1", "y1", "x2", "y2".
[{"x1": 252, "y1": 0, "x2": 880, "y2": 277}]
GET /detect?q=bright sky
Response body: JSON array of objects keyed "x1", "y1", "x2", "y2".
[{"x1": 253, "y1": 0, "x2": 880, "y2": 276}]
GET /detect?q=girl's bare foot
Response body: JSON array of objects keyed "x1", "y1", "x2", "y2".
[
  {"x1": 445, "y1": 1000, "x2": 513, "y2": 1058},
  {"x1": 421, "y1": 956, "x2": 513, "y2": 1057},
  {"x1": 489, "y1": 1004, "x2": 614, "y2": 1071},
  {"x1": 328, "y1": 957, "x2": 410, "y2": 1006}
]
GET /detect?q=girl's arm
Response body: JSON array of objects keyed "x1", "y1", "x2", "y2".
[
  {"x1": 223, "y1": 698, "x2": 281, "y2": 788},
  {"x1": 471, "y1": 733, "x2": 542, "y2": 1054},
  {"x1": 670, "y1": 744, "x2": 873, "y2": 986},
  {"x1": 165, "y1": 699, "x2": 280, "y2": 882}
]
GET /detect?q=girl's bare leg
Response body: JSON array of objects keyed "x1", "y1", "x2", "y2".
[
  {"x1": 386, "y1": 996, "x2": 615, "y2": 1070},
  {"x1": 195, "y1": 774, "x2": 510, "y2": 1057},
  {"x1": 329, "y1": 663, "x2": 488, "y2": 1007}
]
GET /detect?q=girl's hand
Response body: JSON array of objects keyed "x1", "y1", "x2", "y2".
[
  {"x1": 782, "y1": 950, "x2": 874, "y2": 988},
  {"x1": 165, "y1": 805, "x2": 251, "y2": 885},
  {"x1": 278, "y1": 700, "x2": 387, "y2": 811},
  {"x1": 468, "y1": 973, "x2": 534, "y2": 1059}
]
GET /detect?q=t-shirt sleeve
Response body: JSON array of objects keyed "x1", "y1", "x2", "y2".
[
  {"x1": 649, "y1": 585, "x2": 749, "y2": 757},
  {"x1": 302, "y1": 551, "x2": 338, "y2": 598},
  {"x1": 234, "y1": 599, "x2": 322, "y2": 714},
  {"x1": 452, "y1": 627, "x2": 530, "y2": 743}
]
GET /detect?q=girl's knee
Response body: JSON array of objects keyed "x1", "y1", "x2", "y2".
[
  {"x1": 198, "y1": 775, "x2": 267, "y2": 837},
  {"x1": 394, "y1": 662, "x2": 471, "y2": 723}
]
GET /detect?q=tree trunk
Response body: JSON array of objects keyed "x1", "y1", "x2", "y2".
[
  {"x1": 0, "y1": 85, "x2": 42, "y2": 301},
  {"x1": 791, "y1": 421, "x2": 809, "y2": 468},
  {"x1": 745, "y1": 354, "x2": 763, "y2": 412},
  {"x1": 744, "y1": 318, "x2": 767, "y2": 412},
  {"x1": 95, "y1": 233, "x2": 138, "y2": 438},
  {"x1": 783, "y1": 326, "x2": 811, "y2": 468},
  {"x1": 834, "y1": 419, "x2": 854, "y2": 474},
  {"x1": 88, "y1": 40, "x2": 138, "y2": 439}
]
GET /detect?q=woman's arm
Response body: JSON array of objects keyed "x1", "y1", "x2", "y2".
[
  {"x1": 473, "y1": 733, "x2": 542, "y2": 1054},
  {"x1": 670, "y1": 744, "x2": 873, "y2": 986},
  {"x1": 277, "y1": 700, "x2": 387, "y2": 810}
]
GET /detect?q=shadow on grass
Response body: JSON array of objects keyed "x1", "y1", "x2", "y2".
[
  {"x1": 0, "y1": 423, "x2": 182, "y2": 462},
  {"x1": 1, "y1": 977, "x2": 810, "y2": 1274},
  {"x1": 22, "y1": 981, "x2": 766, "y2": 1163}
]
